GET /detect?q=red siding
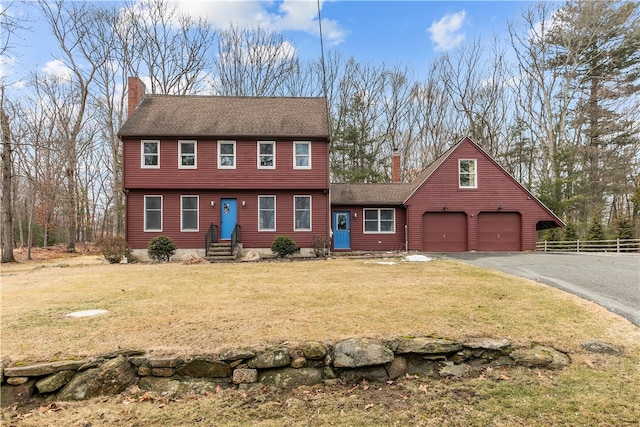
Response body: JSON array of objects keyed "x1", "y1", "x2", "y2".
[
  {"x1": 123, "y1": 138, "x2": 329, "y2": 190},
  {"x1": 127, "y1": 189, "x2": 329, "y2": 250},
  {"x1": 405, "y1": 139, "x2": 560, "y2": 252},
  {"x1": 330, "y1": 206, "x2": 407, "y2": 251}
]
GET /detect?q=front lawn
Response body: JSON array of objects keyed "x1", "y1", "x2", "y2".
[{"x1": 1, "y1": 255, "x2": 638, "y2": 425}]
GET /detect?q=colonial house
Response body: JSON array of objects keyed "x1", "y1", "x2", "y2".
[
  {"x1": 119, "y1": 78, "x2": 331, "y2": 259},
  {"x1": 119, "y1": 77, "x2": 563, "y2": 259}
]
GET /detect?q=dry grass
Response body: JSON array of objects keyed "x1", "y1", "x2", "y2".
[
  {"x1": 1, "y1": 255, "x2": 637, "y2": 362},
  {"x1": 1, "y1": 254, "x2": 639, "y2": 426}
]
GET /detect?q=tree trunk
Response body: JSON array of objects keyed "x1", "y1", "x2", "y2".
[{"x1": 1, "y1": 90, "x2": 16, "y2": 263}]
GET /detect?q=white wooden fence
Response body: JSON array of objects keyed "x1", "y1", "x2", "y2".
[{"x1": 536, "y1": 239, "x2": 640, "y2": 253}]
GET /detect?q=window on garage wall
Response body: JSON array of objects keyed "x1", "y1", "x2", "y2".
[{"x1": 459, "y1": 159, "x2": 477, "y2": 188}]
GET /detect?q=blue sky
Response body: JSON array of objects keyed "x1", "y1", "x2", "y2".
[{"x1": 5, "y1": 0, "x2": 540, "y2": 85}]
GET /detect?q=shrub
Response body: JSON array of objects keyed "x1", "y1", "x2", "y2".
[
  {"x1": 97, "y1": 236, "x2": 131, "y2": 264},
  {"x1": 271, "y1": 235, "x2": 297, "y2": 258},
  {"x1": 147, "y1": 236, "x2": 177, "y2": 262},
  {"x1": 310, "y1": 235, "x2": 330, "y2": 257}
]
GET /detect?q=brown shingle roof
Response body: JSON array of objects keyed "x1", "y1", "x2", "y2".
[
  {"x1": 331, "y1": 183, "x2": 412, "y2": 205},
  {"x1": 118, "y1": 95, "x2": 330, "y2": 139}
]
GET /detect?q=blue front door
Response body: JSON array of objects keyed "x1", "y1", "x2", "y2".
[
  {"x1": 333, "y1": 211, "x2": 351, "y2": 249},
  {"x1": 220, "y1": 199, "x2": 237, "y2": 240}
]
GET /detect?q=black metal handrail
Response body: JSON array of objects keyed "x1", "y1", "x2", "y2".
[
  {"x1": 205, "y1": 223, "x2": 218, "y2": 256},
  {"x1": 231, "y1": 224, "x2": 241, "y2": 256}
]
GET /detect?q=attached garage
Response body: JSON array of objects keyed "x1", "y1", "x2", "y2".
[
  {"x1": 423, "y1": 212, "x2": 467, "y2": 252},
  {"x1": 477, "y1": 212, "x2": 521, "y2": 251}
]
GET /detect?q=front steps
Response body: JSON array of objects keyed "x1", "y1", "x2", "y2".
[{"x1": 205, "y1": 242, "x2": 240, "y2": 262}]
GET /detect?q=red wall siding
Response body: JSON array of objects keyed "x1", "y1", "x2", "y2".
[
  {"x1": 123, "y1": 138, "x2": 329, "y2": 190},
  {"x1": 405, "y1": 140, "x2": 559, "y2": 252},
  {"x1": 127, "y1": 189, "x2": 329, "y2": 250},
  {"x1": 331, "y1": 206, "x2": 407, "y2": 251}
]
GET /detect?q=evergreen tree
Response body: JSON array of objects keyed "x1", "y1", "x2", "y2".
[
  {"x1": 545, "y1": 0, "x2": 640, "y2": 223},
  {"x1": 615, "y1": 217, "x2": 635, "y2": 240},
  {"x1": 330, "y1": 94, "x2": 386, "y2": 183},
  {"x1": 563, "y1": 222, "x2": 579, "y2": 241},
  {"x1": 586, "y1": 216, "x2": 606, "y2": 241}
]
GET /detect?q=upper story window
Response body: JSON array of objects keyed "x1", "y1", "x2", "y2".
[
  {"x1": 459, "y1": 159, "x2": 477, "y2": 188},
  {"x1": 181, "y1": 195, "x2": 199, "y2": 231},
  {"x1": 144, "y1": 195, "x2": 162, "y2": 231},
  {"x1": 218, "y1": 141, "x2": 236, "y2": 169},
  {"x1": 141, "y1": 140, "x2": 160, "y2": 168},
  {"x1": 179, "y1": 141, "x2": 197, "y2": 169},
  {"x1": 294, "y1": 196, "x2": 311, "y2": 231},
  {"x1": 364, "y1": 208, "x2": 395, "y2": 234},
  {"x1": 258, "y1": 195, "x2": 276, "y2": 231},
  {"x1": 258, "y1": 141, "x2": 276, "y2": 169},
  {"x1": 294, "y1": 141, "x2": 311, "y2": 169}
]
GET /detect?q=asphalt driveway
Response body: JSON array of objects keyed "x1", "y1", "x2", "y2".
[{"x1": 442, "y1": 252, "x2": 640, "y2": 326}]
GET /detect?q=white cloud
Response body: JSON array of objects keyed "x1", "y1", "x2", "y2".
[
  {"x1": 428, "y1": 10, "x2": 467, "y2": 52},
  {"x1": 42, "y1": 59, "x2": 73, "y2": 80},
  {"x1": 171, "y1": 0, "x2": 346, "y2": 45}
]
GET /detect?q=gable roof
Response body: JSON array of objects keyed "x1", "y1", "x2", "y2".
[
  {"x1": 118, "y1": 95, "x2": 330, "y2": 139},
  {"x1": 331, "y1": 183, "x2": 412, "y2": 205},
  {"x1": 403, "y1": 137, "x2": 564, "y2": 227}
]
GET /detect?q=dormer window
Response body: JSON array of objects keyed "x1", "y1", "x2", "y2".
[{"x1": 459, "y1": 159, "x2": 477, "y2": 188}]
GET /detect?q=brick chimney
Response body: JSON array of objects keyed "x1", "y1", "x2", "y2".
[
  {"x1": 127, "y1": 77, "x2": 146, "y2": 117},
  {"x1": 392, "y1": 148, "x2": 401, "y2": 183}
]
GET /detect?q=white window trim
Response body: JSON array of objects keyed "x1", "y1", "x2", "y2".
[
  {"x1": 459, "y1": 159, "x2": 478, "y2": 189},
  {"x1": 293, "y1": 141, "x2": 312, "y2": 170},
  {"x1": 178, "y1": 140, "x2": 197, "y2": 169},
  {"x1": 218, "y1": 140, "x2": 236, "y2": 169},
  {"x1": 293, "y1": 195, "x2": 312, "y2": 232},
  {"x1": 180, "y1": 195, "x2": 199, "y2": 232},
  {"x1": 257, "y1": 141, "x2": 276, "y2": 169},
  {"x1": 144, "y1": 195, "x2": 163, "y2": 232},
  {"x1": 258, "y1": 195, "x2": 276, "y2": 232},
  {"x1": 363, "y1": 208, "x2": 396, "y2": 234},
  {"x1": 141, "y1": 140, "x2": 160, "y2": 169}
]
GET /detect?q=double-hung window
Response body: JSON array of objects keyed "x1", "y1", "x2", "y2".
[
  {"x1": 181, "y1": 196, "x2": 199, "y2": 231},
  {"x1": 294, "y1": 196, "x2": 311, "y2": 231},
  {"x1": 141, "y1": 140, "x2": 160, "y2": 168},
  {"x1": 459, "y1": 159, "x2": 477, "y2": 188},
  {"x1": 364, "y1": 208, "x2": 395, "y2": 233},
  {"x1": 293, "y1": 141, "x2": 311, "y2": 169},
  {"x1": 144, "y1": 195, "x2": 162, "y2": 231},
  {"x1": 258, "y1": 141, "x2": 275, "y2": 169},
  {"x1": 179, "y1": 141, "x2": 197, "y2": 169},
  {"x1": 258, "y1": 196, "x2": 276, "y2": 231},
  {"x1": 218, "y1": 141, "x2": 236, "y2": 169}
]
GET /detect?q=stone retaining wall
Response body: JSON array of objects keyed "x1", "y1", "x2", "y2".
[{"x1": 1, "y1": 336, "x2": 572, "y2": 407}]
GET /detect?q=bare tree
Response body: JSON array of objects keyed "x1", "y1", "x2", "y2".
[
  {"x1": 38, "y1": 0, "x2": 107, "y2": 252},
  {"x1": 121, "y1": 0, "x2": 215, "y2": 95},
  {"x1": 0, "y1": 1, "x2": 26, "y2": 263},
  {"x1": 212, "y1": 25, "x2": 298, "y2": 96},
  {"x1": 438, "y1": 37, "x2": 511, "y2": 157}
]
